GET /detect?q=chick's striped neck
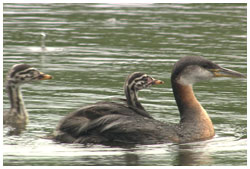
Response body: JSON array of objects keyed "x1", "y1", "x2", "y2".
[
  {"x1": 125, "y1": 79, "x2": 145, "y2": 111},
  {"x1": 6, "y1": 81, "x2": 27, "y2": 117}
]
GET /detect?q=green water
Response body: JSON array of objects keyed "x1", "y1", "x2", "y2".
[{"x1": 3, "y1": 3, "x2": 246, "y2": 166}]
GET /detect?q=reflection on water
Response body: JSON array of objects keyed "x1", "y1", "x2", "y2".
[
  {"x1": 3, "y1": 3, "x2": 246, "y2": 166},
  {"x1": 174, "y1": 144, "x2": 212, "y2": 166}
]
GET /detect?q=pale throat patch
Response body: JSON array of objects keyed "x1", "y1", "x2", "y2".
[{"x1": 176, "y1": 65, "x2": 213, "y2": 85}]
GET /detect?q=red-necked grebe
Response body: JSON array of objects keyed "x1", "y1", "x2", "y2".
[{"x1": 54, "y1": 56, "x2": 245, "y2": 145}]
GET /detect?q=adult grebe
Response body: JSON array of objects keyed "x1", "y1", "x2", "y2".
[
  {"x1": 54, "y1": 72, "x2": 163, "y2": 143},
  {"x1": 4, "y1": 64, "x2": 52, "y2": 134},
  {"x1": 54, "y1": 56, "x2": 245, "y2": 145}
]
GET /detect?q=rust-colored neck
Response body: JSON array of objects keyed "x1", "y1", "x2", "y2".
[
  {"x1": 172, "y1": 82, "x2": 204, "y2": 122},
  {"x1": 171, "y1": 79, "x2": 214, "y2": 141}
]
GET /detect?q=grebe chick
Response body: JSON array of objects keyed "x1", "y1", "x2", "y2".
[
  {"x1": 123, "y1": 72, "x2": 163, "y2": 118},
  {"x1": 4, "y1": 64, "x2": 52, "y2": 134},
  {"x1": 53, "y1": 72, "x2": 163, "y2": 143}
]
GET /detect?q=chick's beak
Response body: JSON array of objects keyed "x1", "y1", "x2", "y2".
[
  {"x1": 209, "y1": 67, "x2": 246, "y2": 78},
  {"x1": 148, "y1": 77, "x2": 164, "y2": 85},
  {"x1": 152, "y1": 79, "x2": 164, "y2": 85},
  {"x1": 38, "y1": 72, "x2": 53, "y2": 80}
]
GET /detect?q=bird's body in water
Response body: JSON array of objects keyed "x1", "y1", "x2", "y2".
[
  {"x1": 3, "y1": 64, "x2": 52, "y2": 135},
  {"x1": 53, "y1": 56, "x2": 245, "y2": 145},
  {"x1": 53, "y1": 72, "x2": 163, "y2": 143}
]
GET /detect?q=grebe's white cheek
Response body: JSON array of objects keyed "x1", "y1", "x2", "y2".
[
  {"x1": 196, "y1": 67, "x2": 214, "y2": 81},
  {"x1": 176, "y1": 65, "x2": 213, "y2": 85}
]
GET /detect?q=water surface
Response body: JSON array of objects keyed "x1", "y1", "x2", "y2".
[{"x1": 3, "y1": 3, "x2": 247, "y2": 166}]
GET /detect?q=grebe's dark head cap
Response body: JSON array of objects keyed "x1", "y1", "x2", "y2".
[
  {"x1": 171, "y1": 56, "x2": 245, "y2": 81},
  {"x1": 171, "y1": 56, "x2": 220, "y2": 79}
]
